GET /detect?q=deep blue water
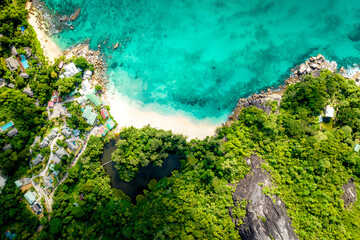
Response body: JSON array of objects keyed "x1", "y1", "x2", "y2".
[{"x1": 45, "y1": 0, "x2": 360, "y2": 121}]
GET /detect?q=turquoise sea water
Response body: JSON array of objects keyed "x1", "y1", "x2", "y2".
[{"x1": 45, "y1": 0, "x2": 360, "y2": 121}]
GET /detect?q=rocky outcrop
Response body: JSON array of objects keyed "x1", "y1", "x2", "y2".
[
  {"x1": 225, "y1": 54, "x2": 338, "y2": 126},
  {"x1": 341, "y1": 178, "x2": 357, "y2": 208},
  {"x1": 238, "y1": 93, "x2": 282, "y2": 115},
  {"x1": 230, "y1": 155, "x2": 298, "y2": 240},
  {"x1": 293, "y1": 54, "x2": 337, "y2": 78}
]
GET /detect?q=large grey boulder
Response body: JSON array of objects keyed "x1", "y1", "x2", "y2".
[{"x1": 230, "y1": 155, "x2": 298, "y2": 240}]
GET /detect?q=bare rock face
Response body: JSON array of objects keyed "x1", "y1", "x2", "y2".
[
  {"x1": 341, "y1": 178, "x2": 357, "y2": 208},
  {"x1": 230, "y1": 155, "x2": 298, "y2": 240},
  {"x1": 241, "y1": 94, "x2": 282, "y2": 115}
]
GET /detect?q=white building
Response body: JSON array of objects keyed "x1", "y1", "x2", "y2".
[
  {"x1": 325, "y1": 105, "x2": 334, "y2": 118},
  {"x1": 83, "y1": 70, "x2": 92, "y2": 80},
  {"x1": 60, "y1": 62, "x2": 80, "y2": 78},
  {"x1": 80, "y1": 79, "x2": 93, "y2": 95}
]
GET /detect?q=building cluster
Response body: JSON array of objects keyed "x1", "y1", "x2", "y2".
[
  {"x1": 1, "y1": 121, "x2": 19, "y2": 152},
  {"x1": 98, "y1": 109, "x2": 115, "y2": 137},
  {"x1": 14, "y1": 179, "x2": 43, "y2": 215},
  {"x1": 5, "y1": 45, "x2": 34, "y2": 96}
]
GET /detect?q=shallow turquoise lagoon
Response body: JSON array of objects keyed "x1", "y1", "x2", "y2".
[{"x1": 45, "y1": 0, "x2": 360, "y2": 121}]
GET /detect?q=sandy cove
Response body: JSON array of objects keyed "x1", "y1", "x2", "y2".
[
  {"x1": 104, "y1": 90, "x2": 218, "y2": 140},
  {"x1": 26, "y1": 2, "x2": 62, "y2": 63}
]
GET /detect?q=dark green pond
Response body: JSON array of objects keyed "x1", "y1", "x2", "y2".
[{"x1": 100, "y1": 138, "x2": 181, "y2": 202}]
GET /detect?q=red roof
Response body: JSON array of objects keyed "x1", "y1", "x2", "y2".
[
  {"x1": 99, "y1": 126, "x2": 105, "y2": 134},
  {"x1": 48, "y1": 101, "x2": 54, "y2": 108},
  {"x1": 100, "y1": 108, "x2": 109, "y2": 119}
]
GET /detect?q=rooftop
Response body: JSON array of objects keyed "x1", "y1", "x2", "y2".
[
  {"x1": 23, "y1": 88, "x2": 33, "y2": 97},
  {"x1": 5, "y1": 57, "x2": 19, "y2": 71},
  {"x1": 55, "y1": 148, "x2": 68, "y2": 160},
  {"x1": 24, "y1": 191, "x2": 36, "y2": 205},
  {"x1": 87, "y1": 112, "x2": 97, "y2": 125},
  {"x1": 82, "y1": 105, "x2": 93, "y2": 119},
  {"x1": 325, "y1": 105, "x2": 335, "y2": 118},
  {"x1": 101, "y1": 108, "x2": 109, "y2": 119},
  {"x1": 6, "y1": 128, "x2": 19, "y2": 137},
  {"x1": 86, "y1": 93, "x2": 102, "y2": 106},
  {"x1": 2, "y1": 144, "x2": 12, "y2": 151},
  {"x1": 106, "y1": 119, "x2": 115, "y2": 130}
]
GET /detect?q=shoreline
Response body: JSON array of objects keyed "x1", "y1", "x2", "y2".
[
  {"x1": 26, "y1": 2, "x2": 62, "y2": 63},
  {"x1": 225, "y1": 54, "x2": 345, "y2": 126},
  {"x1": 103, "y1": 88, "x2": 219, "y2": 140}
]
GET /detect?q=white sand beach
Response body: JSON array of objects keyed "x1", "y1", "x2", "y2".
[
  {"x1": 26, "y1": 2, "x2": 62, "y2": 63},
  {"x1": 104, "y1": 90, "x2": 219, "y2": 140}
]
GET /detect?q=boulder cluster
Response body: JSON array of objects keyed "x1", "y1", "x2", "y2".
[
  {"x1": 293, "y1": 54, "x2": 337, "y2": 77},
  {"x1": 225, "y1": 54, "x2": 339, "y2": 126}
]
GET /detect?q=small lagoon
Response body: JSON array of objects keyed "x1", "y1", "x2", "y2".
[{"x1": 100, "y1": 138, "x2": 181, "y2": 202}]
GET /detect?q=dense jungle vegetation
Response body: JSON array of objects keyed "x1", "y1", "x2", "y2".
[
  {"x1": 1, "y1": 0, "x2": 360, "y2": 239},
  {"x1": 15, "y1": 71, "x2": 359, "y2": 240}
]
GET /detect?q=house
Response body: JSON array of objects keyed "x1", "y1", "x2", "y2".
[
  {"x1": 24, "y1": 191, "x2": 36, "y2": 205},
  {"x1": 323, "y1": 105, "x2": 335, "y2": 123},
  {"x1": 325, "y1": 105, "x2": 334, "y2": 118},
  {"x1": 98, "y1": 126, "x2": 109, "y2": 137},
  {"x1": 100, "y1": 108, "x2": 109, "y2": 119},
  {"x1": 48, "y1": 128, "x2": 59, "y2": 139},
  {"x1": 51, "y1": 91, "x2": 61, "y2": 103},
  {"x1": 10, "y1": 45, "x2": 18, "y2": 56},
  {"x1": 31, "y1": 202, "x2": 42, "y2": 214},
  {"x1": 83, "y1": 70, "x2": 92, "y2": 80},
  {"x1": 86, "y1": 93, "x2": 102, "y2": 106},
  {"x1": 7, "y1": 83, "x2": 15, "y2": 88},
  {"x1": 73, "y1": 129, "x2": 80, "y2": 137},
  {"x1": 2, "y1": 144, "x2": 12, "y2": 151},
  {"x1": 82, "y1": 105, "x2": 97, "y2": 125},
  {"x1": 87, "y1": 112, "x2": 97, "y2": 125},
  {"x1": 58, "y1": 60, "x2": 64, "y2": 69},
  {"x1": 5, "y1": 57, "x2": 19, "y2": 71},
  {"x1": 106, "y1": 119, "x2": 115, "y2": 130},
  {"x1": 24, "y1": 47, "x2": 32, "y2": 58},
  {"x1": 355, "y1": 144, "x2": 360, "y2": 153},
  {"x1": 55, "y1": 148, "x2": 68, "y2": 160},
  {"x1": 61, "y1": 62, "x2": 80, "y2": 78},
  {"x1": 51, "y1": 154, "x2": 61, "y2": 164},
  {"x1": 65, "y1": 138, "x2": 78, "y2": 151},
  {"x1": 44, "y1": 176, "x2": 53, "y2": 189},
  {"x1": 82, "y1": 105, "x2": 93, "y2": 118},
  {"x1": 81, "y1": 79, "x2": 93, "y2": 94},
  {"x1": 6, "y1": 128, "x2": 19, "y2": 137},
  {"x1": 14, "y1": 180, "x2": 22, "y2": 188},
  {"x1": 32, "y1": 154, "x2": 44, "y2": 166},
  {"x1": 20, "y1": 73, "x2": 30, "y2": 79},
  {"x1": 39, "y1": 137, "x2": 50, "y2": 148},
  {"x1": 23, "y1": 88, "x2": 33, "y2": 97},
  {"x1": 62, "y1": 127, "x2": 72, "y2": 138},
  {"x1": 48, "y1": 101, "x2": 54, "y2": 108}
]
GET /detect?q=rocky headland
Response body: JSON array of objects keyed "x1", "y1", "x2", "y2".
[{"x1": 225, "y1": 54, "x2": 359, "y2": 127}]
